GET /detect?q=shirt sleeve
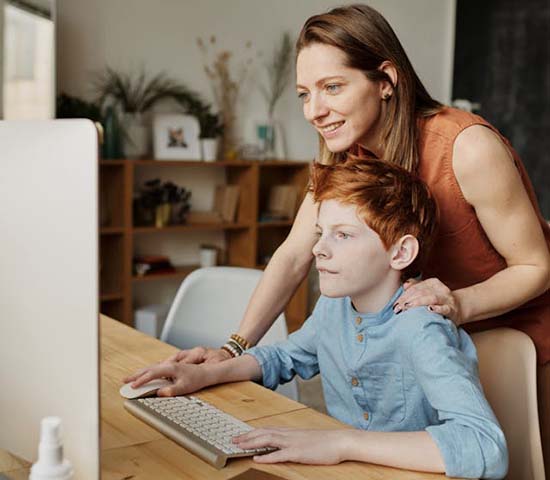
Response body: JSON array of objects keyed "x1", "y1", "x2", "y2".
[
  {"x1": 245, "y1": 297, "x2": 325, "y2": 390},
  {"x1": 408, "y1": 313, "x2": 509, "y2": 479}
]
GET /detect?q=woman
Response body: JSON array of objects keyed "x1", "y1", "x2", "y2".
[{"x1": 128, "y1": 2, "x2": 550, "y2": 468}]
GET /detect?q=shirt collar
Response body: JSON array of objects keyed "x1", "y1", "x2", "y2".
[{"x1": 347, "y1": 285, "x2": 404, "y2": 327}]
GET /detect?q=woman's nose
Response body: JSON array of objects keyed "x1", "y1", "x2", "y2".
[{"x1": 304, "y1": 94, "x2": 329, "y2": 123}]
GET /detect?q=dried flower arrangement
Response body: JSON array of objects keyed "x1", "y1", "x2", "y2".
[
  {"x1": 260, "y1": 32, "x2": 293, "y2": 118},
  {"x1": 197, "y1": 35, "x2": 253, "y2": 159}
]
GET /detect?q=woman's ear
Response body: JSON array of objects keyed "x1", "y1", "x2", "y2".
[
  {"x1": 389, "y1": 235, "x2": 419, "y2": 272},
  {"x1": 378, "y1": 60, "x2": 397, "y2": 99}
]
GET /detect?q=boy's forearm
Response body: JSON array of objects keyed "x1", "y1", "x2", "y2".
[
  {"x1": 339, "y1": 430, "x2": 445, "y2": 473},
  {"x1": 203, "y1": 354, "x2": 263, "y2": 387}
]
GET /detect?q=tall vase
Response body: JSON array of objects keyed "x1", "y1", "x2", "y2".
[
  {"x1": 123, "y1": 112, "x2": 150, "y2": 159},
  {"x1": 221, "y1": 111, "x2": 237, "y2": 161},
  {"x1": 257, "y1": 116, "x2": 286, "y2": 160},
  {"x1": 102, "y1": 105, "x2": 123, "y2": 159}
]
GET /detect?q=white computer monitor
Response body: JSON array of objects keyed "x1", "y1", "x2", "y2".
[{"x1": 0, "y1": 119, "x2": 100, "y2": 479}]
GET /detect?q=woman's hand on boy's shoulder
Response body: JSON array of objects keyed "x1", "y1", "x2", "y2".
[
  {"x1": 394, "y1": 278, "x2": 464, "y2": 326},
  {"x1": 233, "y1": 427, "x2": 351, "y2": 465}
]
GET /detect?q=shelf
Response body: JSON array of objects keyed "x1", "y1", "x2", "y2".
[
  {"x1": 100, "y1": 226, "x2": 125, "y2": 235},
  {"x1": 100, "y1": 159, "x2": 126, "y2": 166},
  {"x1": 132, "y1": 265, "x2": 198, "y2": 283},
  {"x1": 98, "y1": 156, "x2": 310, "y2": 327},
  {"x1": 131, "y1": 159, "x2": 251, "y2": 167},
  {"x1": 100, "y1": 293, "x2": 124, "y2": 301},
  {"x1": 133, "y1": 222, "x2": 250, "y2": 233}
]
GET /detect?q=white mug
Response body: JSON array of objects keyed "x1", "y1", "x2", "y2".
[{"x1": 199, "y1": 247, "x2": 217, "y2": 267}]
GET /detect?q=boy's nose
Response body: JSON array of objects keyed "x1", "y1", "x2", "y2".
[{"x1": 312, "y1": 238, "x2": 330, "y2": 258}]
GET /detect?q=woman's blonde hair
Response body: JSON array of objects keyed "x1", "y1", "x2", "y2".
[{"x1": 296, "y1": 4, "x2": 442, "y2": 172}]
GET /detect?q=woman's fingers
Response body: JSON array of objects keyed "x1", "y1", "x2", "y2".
[
  {"x1": 174, "y1": 346, "x2": 208, "y2": 364},
  {"x1": 403, "y1": 278, "x2": 420, "y2": 289}
]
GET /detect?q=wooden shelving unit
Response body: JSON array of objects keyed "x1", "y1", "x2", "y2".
[{"x1": 99, "y1": 158, "x2": 310, "y2": 333}]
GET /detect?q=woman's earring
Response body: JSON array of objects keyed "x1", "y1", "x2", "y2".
[{"x1": 383, "y1": 92, "x2": 392, "y2": 101}]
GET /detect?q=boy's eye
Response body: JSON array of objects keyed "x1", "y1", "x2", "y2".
[
  {"x1": 336, "y1": 231, "x2": 349, "y2": 239},
  {"x1": 297, "y1": 91, "x2": 309, "y2": 101},
  {"x1": 315, "y1": 230, "x2": 322, "y2": 237},
  {"x1": 326, "y1": 84, "x2": 341, "y2": 94}
]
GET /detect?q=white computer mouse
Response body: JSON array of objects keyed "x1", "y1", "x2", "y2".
[{"x1": 119, "y1": 378, "x2": 174, "y2": 399}]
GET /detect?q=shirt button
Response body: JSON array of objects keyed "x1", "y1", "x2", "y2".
[
  {"x1": 351, "y1": 377, "x2": 359, "y2": 386},
  {"x1": 355, "y1": 316, "x2": 362, "y2": 325},
  {"x1": 357, "y1": 334, "x2": 364, "y2": 342},
  {"x1": 363, "y1": 412, "x2": 369, "y2": 421}
]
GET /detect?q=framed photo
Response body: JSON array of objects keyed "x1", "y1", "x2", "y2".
[{"x1": 153, "y1": 114, "x2": 200, "y2": 160}]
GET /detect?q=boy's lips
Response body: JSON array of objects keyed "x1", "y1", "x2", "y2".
[{"x1": 317, "y1": 266, "x2": 338, "y2": 274}]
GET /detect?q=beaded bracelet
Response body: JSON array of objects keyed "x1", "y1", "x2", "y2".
[
  {"x1": 230, "y1": 333, "x2": 252, "y2": 350},
  {"x1": 221, "y1": 343, "x2": 239, "y2": 358},
  {"x1": 226, "y1": 339, "x2": 244, "y2": 355}
]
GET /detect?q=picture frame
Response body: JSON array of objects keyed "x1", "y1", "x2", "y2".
[{"x1": 153, "y1": 114, "x2": 200, "y2": 160}]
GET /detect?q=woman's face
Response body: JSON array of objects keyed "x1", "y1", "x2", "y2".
[{"x1": 296, "y1": 43, "x2": 385, "y2": 153}]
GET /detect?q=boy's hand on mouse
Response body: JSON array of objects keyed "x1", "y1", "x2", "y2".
[
  {"x1": 123, "y1": 346, "x2": 232, "y2": 384},
  {"x1": 126, "y1": 362, "x2": 211, "y2": 397},
  {"x1": 233, "y1": 428, "x2": 349, "y2": 465},
  {"x1": 394, "y1": 277, "x2": 464, "y2": 326}
]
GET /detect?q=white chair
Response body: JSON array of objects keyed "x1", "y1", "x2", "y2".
[
  {"x1": 161, "y1": 266, "x2": 299, "y2": 401},
  {"x1": 472, "y1": 328, "x2": 545, "y2": 480}
]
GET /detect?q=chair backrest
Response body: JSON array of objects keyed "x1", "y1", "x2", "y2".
[
  {"x1": 471, "y1": 328, "x2": 545, "y2": 480},
  {"x1": 161, "y1": 267, "x2": 299, "y2": 400}
]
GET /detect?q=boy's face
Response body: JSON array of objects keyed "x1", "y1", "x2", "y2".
[{"x1": 313, "y1": 199, "x2": 392, "y2": 300}]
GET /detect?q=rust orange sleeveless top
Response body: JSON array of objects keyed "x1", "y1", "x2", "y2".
[{"x1": 357, "y1": 107, "x2": 550, "y2": 364}]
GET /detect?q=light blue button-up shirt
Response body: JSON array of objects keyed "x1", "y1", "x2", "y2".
[{"x1": 247, "y1": 287, "x2": 508, "y2": 479}]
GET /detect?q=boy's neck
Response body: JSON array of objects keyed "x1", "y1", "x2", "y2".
[{"x1": 350, "y1": 273, "x2": 401, "y2": 314}]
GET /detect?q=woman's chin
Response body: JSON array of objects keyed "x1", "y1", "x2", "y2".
[{"x1": 324, "y1": 137, "x2": 353, "y2": 153}]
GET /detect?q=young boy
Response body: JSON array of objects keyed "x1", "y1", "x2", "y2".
[{"x1": 128, "y1": 159, "x2": 508, "y2": 478}]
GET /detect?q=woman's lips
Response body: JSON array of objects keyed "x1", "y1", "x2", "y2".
[{"x1": 318, "y1": 121, "x2": 345, "y2": 139}]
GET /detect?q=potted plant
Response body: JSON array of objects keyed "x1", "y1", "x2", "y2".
[
  {"x1": 93, "y1": 67, "x2": 209, "y2": 159},
  {"x1": 197, "y1": 107, "x2": 224, "y2": 161},
  {"x1": 133, "y1": 179, "x2": 191, "y2": 227}
]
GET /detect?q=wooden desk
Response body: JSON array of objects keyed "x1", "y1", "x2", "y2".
[{"x1": 1, "y1": 316, "x2": 448, "y2": 479}]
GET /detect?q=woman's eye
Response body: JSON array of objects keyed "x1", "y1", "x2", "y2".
[
  {"x1": 315, "y1": 230, "x2": 322, "y2": 237},
  {"x1": 326, "y1": 84, "x2": 341, "y2": 94},
  {"x1": 297, "y1": 91, "x2": 309, "y2": 101},
  {"x1": 336, "y1": 232, "x2": 349, "y2": 239}
]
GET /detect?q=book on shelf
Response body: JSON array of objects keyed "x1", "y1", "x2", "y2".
[{"x1": 186, "y1": 184, "x2": 240, "y2": 224}]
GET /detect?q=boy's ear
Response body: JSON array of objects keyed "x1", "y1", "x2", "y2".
[{"x1": 389, "y1": 235, "x2": 419, "y2": 272}]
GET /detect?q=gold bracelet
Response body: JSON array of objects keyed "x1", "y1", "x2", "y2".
[{"x1": 230, "y1": 333, "x2": 251, "y2": 350}]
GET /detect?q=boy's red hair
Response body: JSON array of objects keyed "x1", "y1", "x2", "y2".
[{"x1": 310, "y1": 158, "x2": 439, "y2": 279}]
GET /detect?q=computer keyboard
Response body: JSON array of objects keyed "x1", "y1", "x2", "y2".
[{"x1": 124, "y1": 395, "x2": 274, "y2": 468}]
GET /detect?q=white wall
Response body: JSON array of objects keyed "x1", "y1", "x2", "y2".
[
  {"x1": 55, "y1": 0, "x2": 456, "y2": 310},
  {"x1": 56, "y1": 0, "x2": 456, "y2": 161}
]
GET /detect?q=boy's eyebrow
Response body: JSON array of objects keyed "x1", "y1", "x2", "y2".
[
  {"x1": 315, "y1": 222, "x2": 360, "y2": 230},
  {"x1": 296, "y1": 76, "x2": 346, "y2": 90}
]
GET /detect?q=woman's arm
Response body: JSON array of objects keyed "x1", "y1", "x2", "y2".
[
  {"x1": 236, "y1": 192, "x2": 319, "y2": 344},
  {"x1": 396, "y1": 125, "x2": 550, "y2": 324}
]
